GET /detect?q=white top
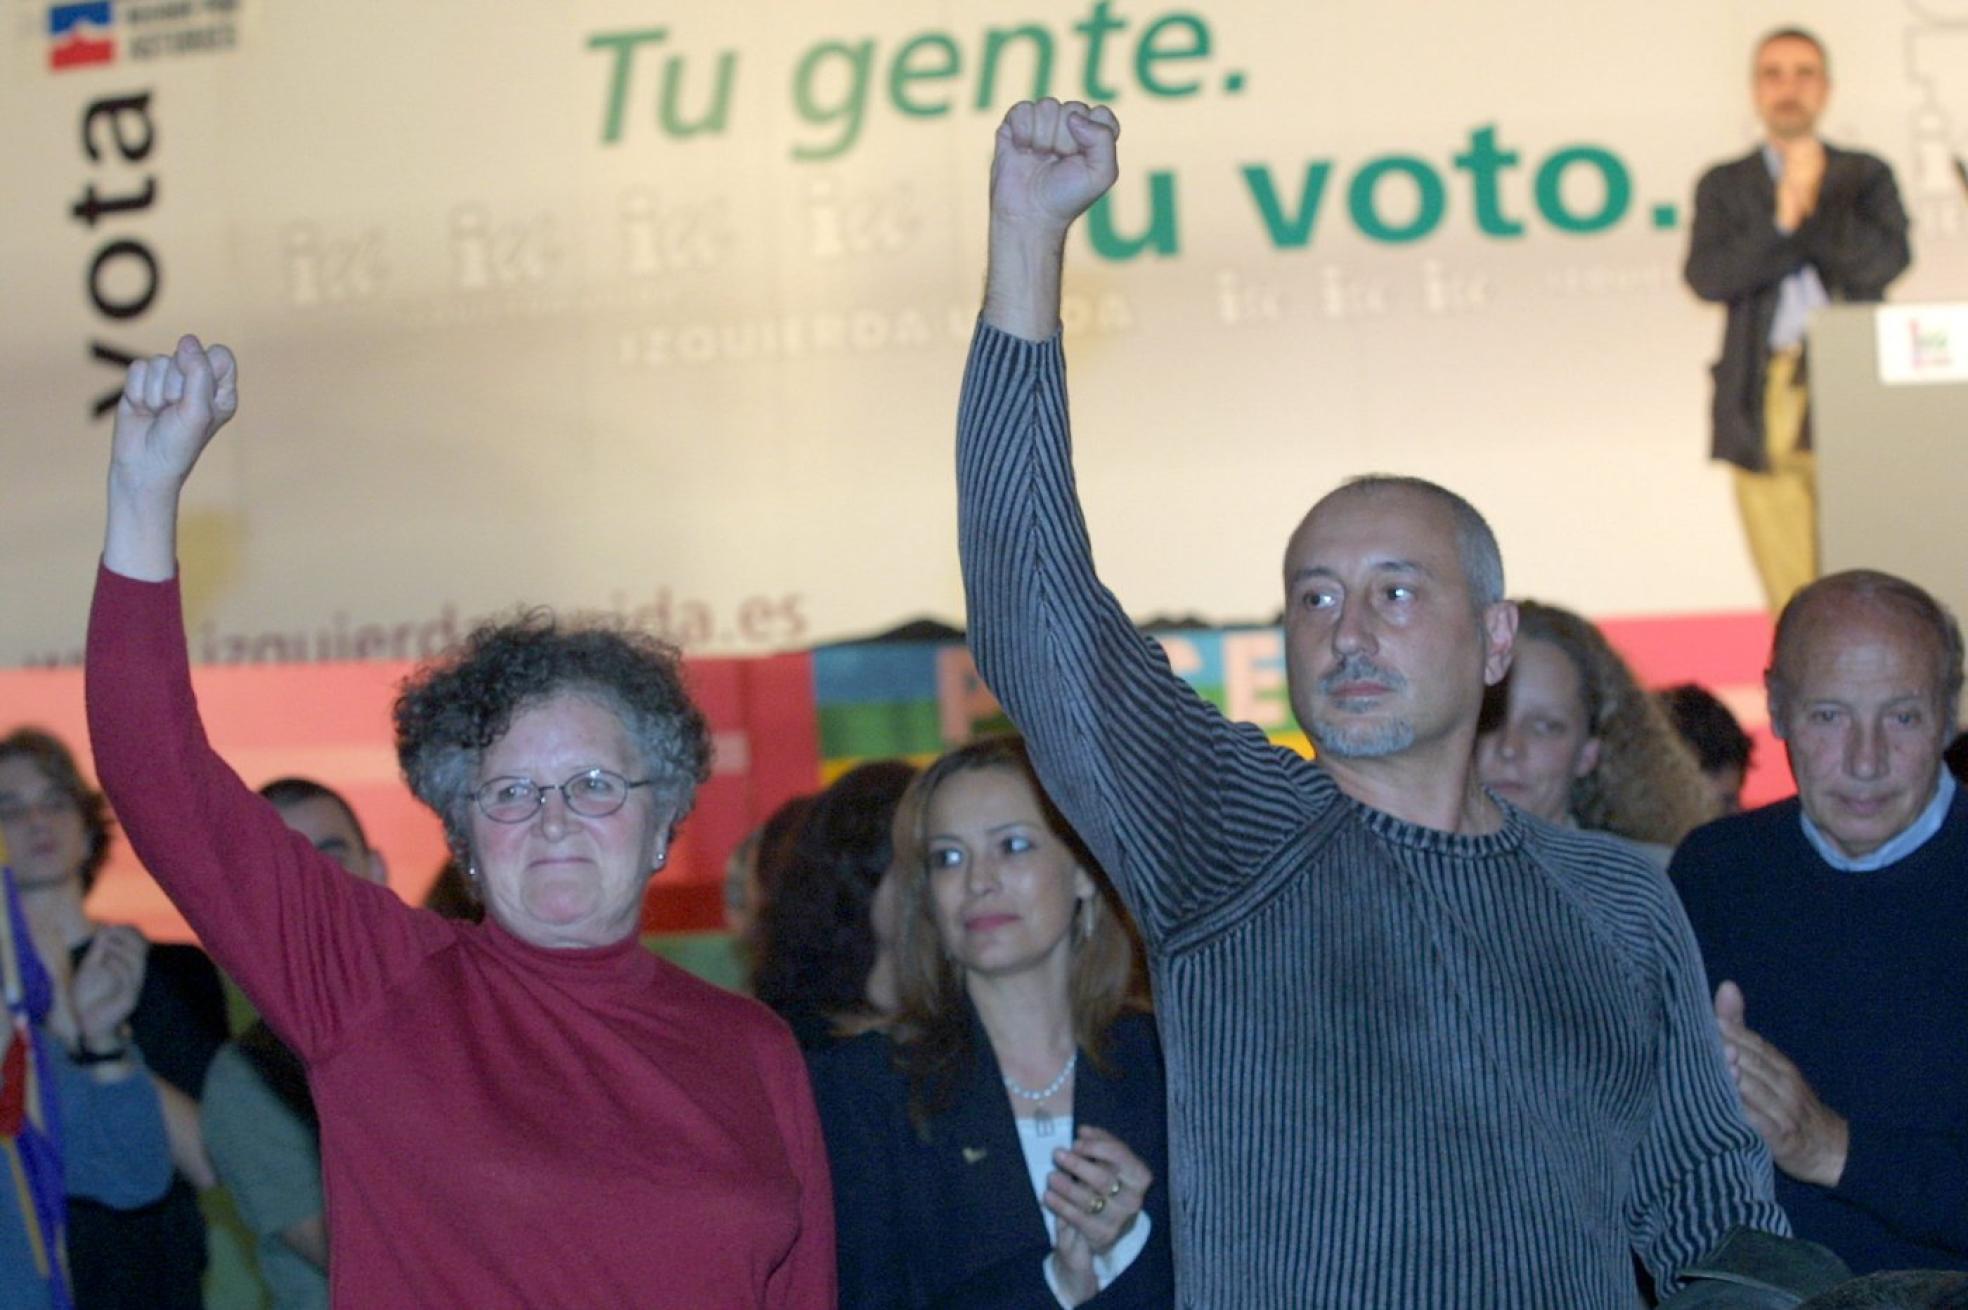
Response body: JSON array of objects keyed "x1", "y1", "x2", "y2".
[{"x1": 1014, "y1": 1113, "x2": 1152, "y2": 1307}]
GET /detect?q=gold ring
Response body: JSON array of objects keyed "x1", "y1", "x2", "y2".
[
  {"x1": 1107, "y1": 1178, "x2": 1123, "y2": 1197},
  {"x1": 1087, "y1": 1194, "x2": 1107, "y2": 1216}
]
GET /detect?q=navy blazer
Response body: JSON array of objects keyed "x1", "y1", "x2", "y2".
[{"x1": 809, "y1": 1010, "x2": 1173, "y2": 1309}]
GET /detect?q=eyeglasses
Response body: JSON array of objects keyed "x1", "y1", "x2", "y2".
[
  {"x1": 0, "y1": 792, "x2": 78, "y2": 825},
  {"x1": 473, "y1": 769, "x2": 653, "y2": 824}
]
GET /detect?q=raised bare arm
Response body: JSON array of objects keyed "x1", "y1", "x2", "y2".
[
  {"x1": 981, "y1": 99, "x2": 1119, "y2": 340},
  {"x1": 103, "y1": 335, "x2": 238, "y2": 581}
]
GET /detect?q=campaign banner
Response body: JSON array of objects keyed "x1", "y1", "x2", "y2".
[{"x1": 3, "y1": 1, "x2": 1963, "y2": 676}]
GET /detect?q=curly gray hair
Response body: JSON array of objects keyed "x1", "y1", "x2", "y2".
[{"x1": 393, "y1": 611, "x2": 712, "y2": 863}]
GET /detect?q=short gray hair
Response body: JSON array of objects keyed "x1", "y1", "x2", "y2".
[{"x1": 1335, "y1": 474, "x2": 1506, "y2": 608}]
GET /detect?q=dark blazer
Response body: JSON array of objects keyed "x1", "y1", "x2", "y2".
[
  {"x1": 1683, "y1": 142, "x2": 1910, "y2": 470},
  {"x1": 809, "y1": 1011, "x2": 1173, "y2": 1309}
]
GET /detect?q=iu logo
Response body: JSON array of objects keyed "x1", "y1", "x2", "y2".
[
  {"x1": 1908, "y1": 319, "x2": 1955, "y2": 371},
  {"x1": 49, "y1": 2, "x2": 115, "y2": 71}
]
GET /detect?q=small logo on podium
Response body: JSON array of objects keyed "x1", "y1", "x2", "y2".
[{"x1": 1876, "y1": 305, "x2": 1968, "y2": 386}]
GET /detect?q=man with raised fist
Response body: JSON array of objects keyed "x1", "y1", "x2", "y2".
[{"x1": 958, "y1": 99, "x2": 1790, "y2": 1306}]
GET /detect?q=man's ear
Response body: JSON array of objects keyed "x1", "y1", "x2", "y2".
[{"x1": 1481, "y1": 600, "x2": 1519, "y2": 687}]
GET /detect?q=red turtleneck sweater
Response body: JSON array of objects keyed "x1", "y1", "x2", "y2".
[{"x1": 86, "y1": 567, "x2": 834, "y2": 1308}]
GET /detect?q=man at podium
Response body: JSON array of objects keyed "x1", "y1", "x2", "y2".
[{"x1": 1685, "y1": 26, "x2": 1911, "y2": 611}]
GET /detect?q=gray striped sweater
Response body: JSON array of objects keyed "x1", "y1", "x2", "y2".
[{"x1": 955, "y1": 324, "x2": 1788, "y2": 1307}]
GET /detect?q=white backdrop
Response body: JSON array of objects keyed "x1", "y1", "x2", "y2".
[{"x1": 5, "y1": 0, "x2": 1964, "y2": 667}]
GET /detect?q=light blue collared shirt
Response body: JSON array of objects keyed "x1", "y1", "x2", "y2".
[
  {"x1": 1800, "y1": 768, "x2": 1957, "y2": 872},
  {"x1": 1761, "y1": 143, "x2": 1830, "y2": 350}
]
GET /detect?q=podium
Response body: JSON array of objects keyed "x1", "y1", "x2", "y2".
[{"x1": 1810, "y1": 302, "x2": 1968, "y2": 627}]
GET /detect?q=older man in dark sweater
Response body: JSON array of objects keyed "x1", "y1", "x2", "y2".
[
  {"x1": 1673, "y1": 571, "x2": 1968, "y2": 1274},
  {"x1": 958, "y1": 99, "x2": 1789, "y2": 1308}
]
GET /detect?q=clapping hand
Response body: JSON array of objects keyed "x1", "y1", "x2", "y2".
[
  {"x1": 70, "y1": 924, "x2": 149, "y2": 1057},
  {"x1": 1044, "y1": 1125, "x2": 1153, "y2": 1304},
  {"x1": 1775, "y1": 137, "x2": 1826, "y2": 230},
  {"x1": 1714, "y1": 980, "x2": 1848, "y2": 1187}
]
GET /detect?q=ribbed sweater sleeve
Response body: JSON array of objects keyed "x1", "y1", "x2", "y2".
[
  {"x1": 85, "y1": 566, "x2": 450, "y2": 1062},
  {"x1": 1622, "y1": 862, "x2": 1792, "y2": 1284},
  {"x1": 956, "y1": 324, "x2": 1332, "y2": 946}
]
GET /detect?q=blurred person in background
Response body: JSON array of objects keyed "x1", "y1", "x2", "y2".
[
  {"x1": 727, "y1": 793, "x2": 815, "y2": 978},
  {"x1": 1477, "y1": 601, "x2": 1716, "y2": 867},
  {"x1": 1660, "y1": 683, "x2": 1757, "y2": 816},
  {"x1": 752, "y1": 762, "x2": 914, "y2": 1048},
  {"x1": 2, "y1": 848, "x2": 171, "y2": 1310},
  {"x1": 0, "y1": 728, "x2": 226, "y2": 1309},
  {"x1": 200, "y1": 778, "x2": 389, "y2": 1310},
  {"x1": 1685, "y1": 26, "x2": 1910, "y2": 610}
]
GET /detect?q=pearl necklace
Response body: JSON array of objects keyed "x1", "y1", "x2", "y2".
[{"x1": 1004, "y1": 1050, "x2": 1077, "y2": 1135}]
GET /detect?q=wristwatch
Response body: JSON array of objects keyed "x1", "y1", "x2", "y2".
[{"x1": 71, "y1": 1027, "x2": 133, "y2": 1066}]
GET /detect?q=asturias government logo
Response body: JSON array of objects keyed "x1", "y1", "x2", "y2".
[{"x1": 49, "y1": 2, "x2": 115, "y2": 71}]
